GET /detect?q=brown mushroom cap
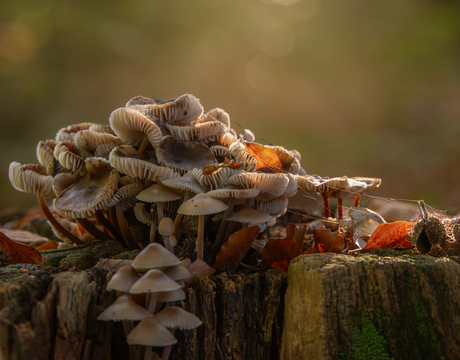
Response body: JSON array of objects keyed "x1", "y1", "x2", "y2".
[
  {"x1": 165, "y1": 120, "x2": 227, "y2": 142},
  {"x1": 133, "y1": 202, "x2": 155, "y2": 225},
  {"x1": 255, "y1": 197, "x2": 289, "y2": 217},
  {"x1": 109, "y1": 107, "x2": 163, "y2": 148},
  {"x1": 205, "y1": 108, "x2": 231, "y2": 129},
  {"x1": 186, "y1": 167, "x2": 243, "y2": 191},
  {"x1": 225, "y1": 172, "x2": 289, "y2": 200},
  {"x1": 206, "y1": 188, "x2": 260, "y2": 202},
  {"x1": 154, "y1": 306, "x2": 202, "y2": 330},
  {"x1": 227, "y1": 208, "x2": 273, "y2": 224},
  {"x1": 177, "y1": 193, "x2": 229, "y2": 216},
  {"x1": 109, "y1": 145, "x2": 180, "y2": 181},
  {"x1": 126, "y1": 316, "x2": 177, "y2": 347},
  {"x1": 53, "y1": 158, "x2": 119, "y2": 218},
  {"x1": 155, "y1": 136, "x2": 217, "y2": 175},
  {"x1": 131, "y1": 243, "x2": 181, "y2": 272},
  {"x1": 136, "y1": 183, "x2": 181, "y2": 203},
  {"x1": 97, "y1": 295, "x2": 150, "y2": 321},
  {"x1": 129, "y1": 269, "x2": 182, "y2": 294},
  {"x1": 9, "y1": 162, "x2": 56, "y2": 199},
  {"x1": 36, "y1": 139, "x2": 58, "y2": 176},
  {"x1": 107, "y1": 265, "x2": 141, "y2": 292},
  {"x1": 159, "y1": 263, "x2": 191, "y2": 281},
  {"x1": 55, "y1": 122, "x2": 95, "y2": 142},
  {"x1": 54, "y1": 141, "x2": 86, "y2": 174},
  {"x1": 157, "y1": 288, "x2": 186, "y2": 303},
  {"x1": 158, "y1": 217, "x2": 175, "y2": 236},
  {"x1": 74, "y1": 129, "x2": 122, "y2": 157}
]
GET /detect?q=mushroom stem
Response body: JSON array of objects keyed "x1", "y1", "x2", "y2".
[
  {"x1": 161, "y1": 330, "x2": 175, "y2": 360},
  {"x1": 146, "y1": 292, "x2": 159, "y2": 314},
  {"x1": 116, "y1": 203, "x2": 137, "y2": 249},
  {"x1": 322, "y1": 192, "x2": 331, "y2": 218},
  {"x1": 213, "y1": 198, "x2": 234, "y2": 253},
  {"x1": 138, "y1": 133, "x2": 150, "y2": 155},
  {"x1": 96, "y1": 210, "x2": 124, "y2": 241},
  {"x1": 337, "y1": 195, "x2": 343, "y2": 220},
  {"x1": 197, "y1": 215, "x2": 205, "y2": 260},
  {"x1": 77, "y1": 218, "x2": 112, "y2": 240},
  {"x1": 122, "y1": 320, "x2": 137, "y2": 360},
  {"x1": 149, "y1": 223, "x2": 157, "y2": 243},
  {"x1": 37, "y1": 195, "x2": 83, "y2": 244},
  {"x1": 157, "y1": 203, "x2": 164, "y2": 223},
  {"x1": 173, "y1": 192, "x2": 191, "y2": 238},
  {"x1": 354, "y1": 194, "x2": 360, "y2": 207}
]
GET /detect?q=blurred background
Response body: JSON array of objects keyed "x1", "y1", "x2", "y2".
[{"x1": 1, "y1": 0, "x2": 460, "y2": 214}]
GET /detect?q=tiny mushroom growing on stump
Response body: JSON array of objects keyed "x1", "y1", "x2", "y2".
[
  {"x1": 177, "y1": 193, "x2": 229, "y2": 260},
  {"x1": 131, "y1": 243, "x2": 181, "y2": 272},
  {"x1": 136, "y1": 182, "x2": 181, "y2": 223},
  {"x1": 158, "y1": 217, "x2": 176, "y2": 252}
]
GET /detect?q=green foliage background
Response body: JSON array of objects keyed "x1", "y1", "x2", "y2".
[{"x1": 1, "y1": 0, "x2": 460, "y2": 213}]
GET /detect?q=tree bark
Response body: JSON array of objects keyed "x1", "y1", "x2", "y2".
[{"x1": 281, "y1": 252, "x2": 460, "y2": 360}]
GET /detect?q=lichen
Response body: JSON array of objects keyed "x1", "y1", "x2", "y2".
[{"x1": 351, "y1": 317, "x2": 391, "y2": 360}]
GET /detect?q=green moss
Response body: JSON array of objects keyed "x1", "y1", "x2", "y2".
[
  {"x1": 411, "y1": 297, "x2": 445, "y2": 359},
  {"x1": 351, "y1": 317, "x2": 391, "y2": 360}
]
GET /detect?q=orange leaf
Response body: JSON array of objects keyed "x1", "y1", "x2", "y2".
[
  {"x1": 304, "y1": 229, "x2": 344, "y2": 254},
  {"x1": 362, "y1": 221, "x2": 413, "y2": 250},
  {"x1": 36, "y1": 240, "x2": 58, "y2": 251},
  {"x1": 213, "y1": 226, "x2": 260, "y2": 274},
  {"x1": 260, "y1": 223, "x2": 307, "y2": 272},
  {"x1": 0, "y1": 232, "x2": 42, "y2": 265},
  {"x1": 244, "y1": 142, "x2": 283, "y2": 174}
]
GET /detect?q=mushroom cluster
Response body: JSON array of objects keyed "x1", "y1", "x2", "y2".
[
  {"x1": 8, "y1": 93, "x2": 382, "y2": 259},
  {"x1": 98, "y1": 243, "x2": 201, "y2": 360}
]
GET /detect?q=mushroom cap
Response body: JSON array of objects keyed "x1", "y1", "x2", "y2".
[
  {"x1": 9, "y1": 162, "x2": 56, "y2": 199},
  {"x1": 158, "y1": 217, "x2": 175, "y2": 236},
  {"x1": 154, "y1": 306, "x2": 202, "y2": 330},
  {"x1": 161, "y1": 176, "x2": 205, "y2": 195},
  {"x1": 127, "y1": 316, "x2": 177, "y2": 347},
  {"x1": 55, "y1": 122, "x2": 95, "y2": 142},
  {"x1": 225, "y1": 172, "x2": 289, "y2": 200},
  {"x1": 228, "y1": 141, "x2": 257, "y2": 172},
  {"x1": 53, "y1": 158, "x2": 119, "y2": 218},
  {"x1": 186, "y1": 167, "x2": 243, "y2": 191},
  {"x1": 296, "y1": 175, "x2": 349, "y2": 194},
  {"x1": 109, "y1": 145, "x2": 180, "y2": 182},
  {"x1": 74, "y1": 129, "x2": 122, "y2": 157},
  {"x1": 205, "y1": 108, "x2": 230, "y2": 129},
  {"x1": 280, "y1": 173, "x2": 298, "y2": 198},
  {"x1": 107, "y1": 182, "x2": 144, "y2": 207},
  {"x1": 89, "y1": 124, "x2": 115, "y2": 135},
  {"x1": 131, "y1": 243, "x2": 181, "y2": 272},
  {"x1": 165, "y1": 120, "x2": 227, "y2": 142},
  {"x1": 155, "y1": 136, "x2": 216, "y2": 175},
  {"x1": 227, "y1": 208, "x2": 273, "y2": 224},
  {"x1": 125, "y1": 95, "x2": 157, "y2": 109},
  {"x1": 136, "y1": 182, "x2": 181, "y2": 203},
  {"x1": 97, "y1": 295, "x2": 151, "y2": 321},
  {"x1": 109, "y1": 107, "x2": 163, "y2": 148},
  {"x1": 129, "y1": 269, "x2": 182, "y2": 294},
  {"x1": 107, "y1": 265, "x2": 141, "y2": 292},
  {"x1": 157, "y1": 288, "x2": 186, "y2": 302},
  {"x1": 255, "y1": 197, "x2": 289, "y2": 217},
  {"x1": 54, "y1": 141, "x2": 86, "y2": 175},
  {"x1": 36, "y1": 139, "x2": 57, "y2": 176},
  {"x1": 209, "y1": 145, "x2": 231, "y2": 163},
  {"x1": 133, "y1": 202, "x2": 155, "y2": 225},
  {"x1": 265, "y1": 145, "x2": 298, "y2": 173},
  {"x1": 159, "y1": 264, "x2": 191, "y2": 281},
  {"x1": 206, "y1": 188, "x2": 260, "y2": 201},
  {"x1": 177, "y1": 193, "x2": 228, "y2": 216}
]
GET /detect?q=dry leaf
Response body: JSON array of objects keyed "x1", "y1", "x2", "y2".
[
  {"x1": 0, "y1": 229, "x2": 49, "y2": 247},
  {"x1": 36, "y1": 240, "x2": 58, "y2": 251},
  {"x1": 304, "y1": 229, "x2": 344, "y2": 254},
  {"x1": 260, "y1": 223, "x2": 307, "y2": 272},
  {"x1": 213, "y1": 226, "x2": 260, "y2": 274},
  {"x1": 361, "y1": 221, "x2": 413, "y2": 250},
  {"x1": 0, "y1": 232, "x2": 42, "y2": 265},
  {"x1": 185, "y1": 258, "x2": 216, "y2": 286},
  {"x1": 244, "y1": 142, "x2": 283, "y2": 174}
]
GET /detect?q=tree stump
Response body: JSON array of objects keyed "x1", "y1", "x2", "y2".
[{"x1": 281, "y1": 252, "x2": 460, "y2": 360}]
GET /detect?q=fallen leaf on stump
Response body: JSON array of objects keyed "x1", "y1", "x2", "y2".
[
  {"x1": 185, "y1": 258, "x2": 216, "y2": 286},
  {"x1": 0, "y1": 232, "x2": 42, "y2": 265},
  {"x1": 213, "y1": 226, "x2": 260, "y2": 274},
  {"x1": 260, "y1": 223, "x2": 307, "y2": 272},
  {"x1": 361, "y1": 221, "x2": 413, "y2": 250}
]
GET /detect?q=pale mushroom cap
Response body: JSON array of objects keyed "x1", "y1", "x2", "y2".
[
  {"x1": 165, "y1": 120, "x2": 227, "y2": 142},
  {"x1": 129, "y1": 269, "x2": 182, "y2": 294},
  {"x1": 131, "y1": 243, "x2": 181, "y2": 272},
  {"x1": 155, "y1": 136, "x2": 217, "y2": 175},
  {"x1": 186, "y1": 167, "x2": 243, "y2": 191},
  {"x1": 136, "y1": 182, "x2": 181, "y2": 203},
  {"x1": 74, "y1": 129, "x2": 122, "y2": 156},
  {"x1": 109, "y1": 107, "x2": 163, "y2": 148},
  {"x1": 55, "y1": 122, "x2": 95, "y2": 142},
  {"x1": 227, "y1": 208, "x2": 273, "y2": 224},
  {"x1": 107, "y1": 182, "x2": 144, "y2": 207},
  {"x1": 154, "y1": 306, "x2": 202, "y2": 330},
  {"x1": 159, "y1": 264, "x2": 191, "y2": 281},
  {"x1": 225, "y1": 172, "x2": 289, "y2": 199},
  {"x1": 110, "y1": 145, "x2": 180, "y2": 182},
  {"x1": 255, "y1": 197, "x2": 289, "y2": 217},
  {"x1": 36, "y1": 139, "x2": 57, "y2": 176},
  {"x1": 157, "y1": 288, "x2": 186, "y2": 303},
  {"x1": 54, "y1": 141, "x2": 86, "y2": 174},
  {"x1": 97, "y1": 295, "x2": 151, "y2": 321},
  {"x1": 161, "y1": 176, "x2": 206, "y2": 194},
  {"x1": 177, "y1": 193, "x2": 229, "y2": 216},
  {"x1": 127, "y1": 316, "x2": 178, "y2": 347},
  {"x1": 107, "y1": 265, "x2": 141, "y2": 292},
  {"x1": 206, "y1": 188, "x2": 260, "y2": 201},
  {"x1": 9, "y1": 162, "x2": 56, "y2": 199},
  {"x1": 53, "y1": 157, "x2": 119, "y2": 218},
  {"x1": 133, "y1": 202, "x2": 155, "y2": 225},
  {"x1": 158, "y1": 217, "x2": 175, "y2": 236}
]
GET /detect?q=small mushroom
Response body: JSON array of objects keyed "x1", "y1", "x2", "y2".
[{"x1": 158, "y1": 217, "x2": 176, "y2": 252}]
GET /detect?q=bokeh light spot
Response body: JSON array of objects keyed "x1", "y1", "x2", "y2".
[{"x1": 259, "y1": 22, "x2": 295, "y2": 58}]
